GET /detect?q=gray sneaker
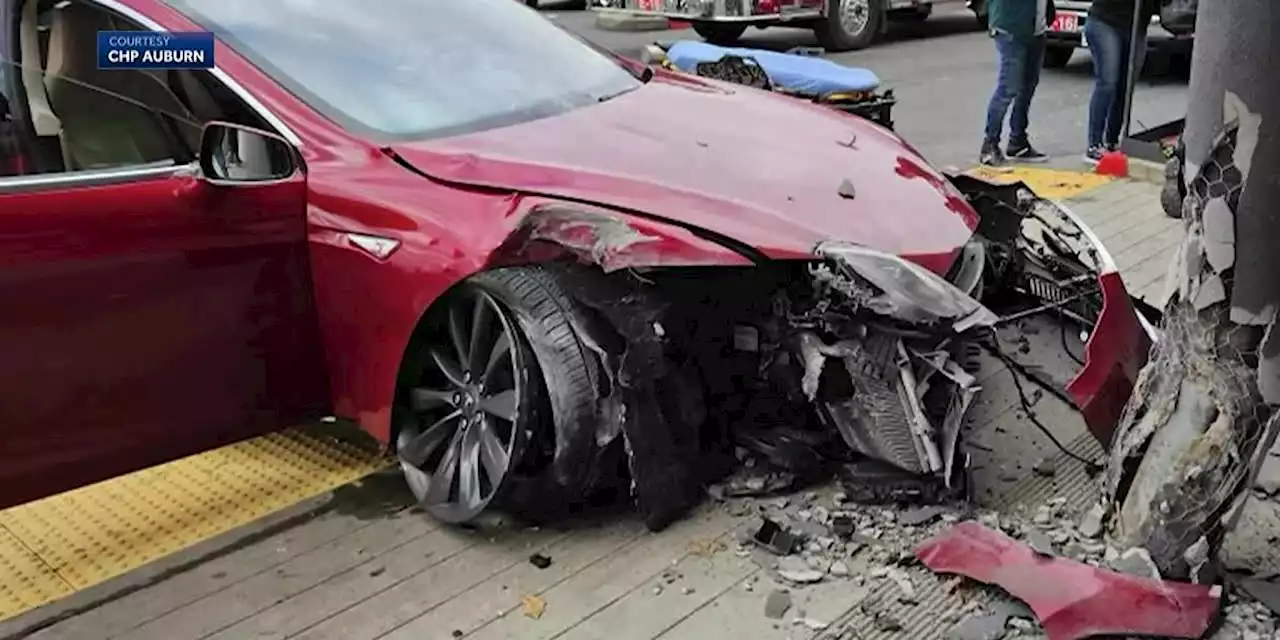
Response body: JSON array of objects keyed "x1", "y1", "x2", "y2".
[
  {"x1": 980, "y1": 141, "x2": 1006, "y2": 167},
  {"x1": 1083, "y1": 145, "x2": 1104, "y2": 165}
]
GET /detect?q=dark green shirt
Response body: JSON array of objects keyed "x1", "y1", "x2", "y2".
[{"x1": 988, "y1": 0, "x2": 1057, "y2": 40}]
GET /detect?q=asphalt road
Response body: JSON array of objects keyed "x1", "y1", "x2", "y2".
[{"x1": 545, "y1": 5, "x2": 1189, "y2": 169}]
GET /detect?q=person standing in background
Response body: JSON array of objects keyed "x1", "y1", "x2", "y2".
[
  {"x1": 980, "y1": 0, "x2": 1056, "y2": 166},
  {"x1": 1083, "y1": 0, "x2": 1159, "y2": 164}
]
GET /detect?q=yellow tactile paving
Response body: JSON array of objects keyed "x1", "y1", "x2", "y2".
[
  {"x1": 0, "y1": 426, "x2": 390, "y2": 622},
  {"x1": 967, "y1": 165, "x2": 1114, "y2": 201},
  {"x1": 0, "y1": 526, "x2": 74, "y2": 621}
]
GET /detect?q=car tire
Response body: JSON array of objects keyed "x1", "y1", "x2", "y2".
[
  {"x1": 815, "y1": 0, "x2": 882, "y2": 52},
  {"x1": 1044, "y1": 46, "x2": 1075, "y2": 68},
  {"x1": 394, "y1": 266, "x2": 606, "y2": 524},
  {"x1": 692, "y1": 22, "x2": 749, "y2": 45}
]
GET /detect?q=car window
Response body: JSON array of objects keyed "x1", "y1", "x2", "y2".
[
  {"x1": 164, "y1": 0, "x2": 643, "y2": 141},
  {"x1": 0, "y1": 0, "x2": 277, "y2": 178}
]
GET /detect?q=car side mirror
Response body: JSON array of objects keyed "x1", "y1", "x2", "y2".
[{"x1": 198, "y1": 122, "x2": 298, "y2": 185}]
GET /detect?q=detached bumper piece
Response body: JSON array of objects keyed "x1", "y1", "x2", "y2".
[
  {"x1": 917, "y1": 522, "x2": 1221, "y2": 640},
  {"x1": 642, "y1": 40, "x2": 897, "y2": 130}
]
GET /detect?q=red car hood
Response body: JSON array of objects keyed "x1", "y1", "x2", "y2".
[{"x1": 390, "y1": 75, "x2": 978, "y2": 273}]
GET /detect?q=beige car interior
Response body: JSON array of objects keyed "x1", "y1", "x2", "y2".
[{"x1": 19, "y1": 0, "x2": 255, "y2": 173}]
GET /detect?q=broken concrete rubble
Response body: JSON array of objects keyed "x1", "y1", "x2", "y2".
[{"x1": 709, "y1": 474, "x2": 1280, "y2": 640}]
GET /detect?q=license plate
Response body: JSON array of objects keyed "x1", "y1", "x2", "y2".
[
  {"x1": 1051, "y1": 14, "x2": 1080, "y2": 33},
  {"x1": 635, "y1": 0, "x2": 691, "y2": 11}
]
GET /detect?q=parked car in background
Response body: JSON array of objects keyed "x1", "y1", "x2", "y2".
[
  {"x1": 590, "y1": 0, "x2": 989, "y2": 52},
  {"x1": 1044, "y1": 0, "x2": 1193, "y2": 69}
]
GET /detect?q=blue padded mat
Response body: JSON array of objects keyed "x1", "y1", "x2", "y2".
[{"x1": 664, "y1": 40, "x2": 881, "y2": 94}]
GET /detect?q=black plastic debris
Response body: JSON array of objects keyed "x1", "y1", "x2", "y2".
[
  {"x1": 707, "y1": 469, "x2": 797, "y2": 499},
  {"x1": 838, "y1": 459, "x2": 955, "y2": 505},
  {"x1": 529, "y1": 553, "x2": 553, "y2": 569},
  {"x1": 830, "y1": 514, "x2": 856, "y2": 538},
  {"x1": 752, "y1": 517, "x2": 803, "y2": 555}
]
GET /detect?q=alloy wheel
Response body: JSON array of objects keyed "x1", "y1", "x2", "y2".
[
  {"x1": 397, "y1": 289, "x2": 528, "y2": 523},
  {"x1": 839, "y1": 0, "x2": 871, "y2": 36}
]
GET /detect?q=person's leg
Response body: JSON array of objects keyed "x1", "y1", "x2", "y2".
[
  {"x1": 983, "y1": 32, "x2": 1024, "y2": 163},
  {"x1": 1008, "y1": 35, "x2": 1047, "y2": 160},
  {"x1": 1105, "y1": 30, "x2": 1148, "y2": 147},
  {"x1": 1084, "y1": 18, "x2": 1123, "y2": 160}
]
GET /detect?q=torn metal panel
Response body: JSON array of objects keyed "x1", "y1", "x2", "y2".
[
  {"x1": 557, "y1": 268, "x2": 712, "y2": 531},
  {"x1": 493, "y1": 204, "x2": 754, "y2": 273},
  {"x1": 916, "y1": 522, "x2": 1222, "y2": 640}
]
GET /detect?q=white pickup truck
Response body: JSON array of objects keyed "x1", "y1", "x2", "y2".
[
  {"x1": 589, "y1": 0, "x2": 989, "y2": 52},
  {"x1": 1043, "y1": 0, "x2": 1194, "y2": 69}
]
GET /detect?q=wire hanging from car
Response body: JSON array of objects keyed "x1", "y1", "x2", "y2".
[{"x1": 981, "y1": 328, "x2": 1103, "y2": 475}]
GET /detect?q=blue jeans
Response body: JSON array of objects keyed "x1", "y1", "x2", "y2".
[
  {"x1": 1085, "y1": 18, "x2": 1147, "y2": 148},
  {"x1": 984, "y1": 31, "x2": 1045, "y2": 147}
]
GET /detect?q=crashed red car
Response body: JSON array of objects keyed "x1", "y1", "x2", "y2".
[{"x1": 0, "y1": 0, "x2": 1156, "y2": 528}]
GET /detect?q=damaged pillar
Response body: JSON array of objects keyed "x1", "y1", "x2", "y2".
[{"x1": 1103, "y1": 0, "x2": 1280, "y2": 581}]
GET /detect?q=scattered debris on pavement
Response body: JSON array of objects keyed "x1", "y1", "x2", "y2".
[
  {"x1": 681, "y1": 483, "x2": 1280, "y2": 640},
  {"x1": 764, "y1": 589, "x2": 792, "y2": 619},
  {"x1": 521, "y1": 594, "x2": 546, "y2": 620},
  {"x1": 529, "y1": 553, "x2": 552, "y2": 569}
]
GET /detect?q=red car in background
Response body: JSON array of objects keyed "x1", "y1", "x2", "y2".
[{"x1": 0, "y1": 0, "x2": 1155, "y2": 529}]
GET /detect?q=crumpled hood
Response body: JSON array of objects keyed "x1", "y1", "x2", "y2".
[{"x1": 390, "y1": 74, "x2": 978, "y2": 273}]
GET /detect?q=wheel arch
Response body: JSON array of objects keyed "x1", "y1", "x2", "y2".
[{"x1": 381, "y1": 200, "x2": 756, "y2": 450}]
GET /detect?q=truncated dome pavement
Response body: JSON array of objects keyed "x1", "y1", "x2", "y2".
[{"x1": 0, "y1": 166, "x2": 1111, "y2": 623}]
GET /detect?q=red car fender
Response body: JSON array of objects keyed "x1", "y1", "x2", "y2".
[
  {"x1": 312, "y1": 196, "x2": 754, "y2": 445},
  {"x1": 484, "y1": 198, "x2": 756, "y2": 273}
]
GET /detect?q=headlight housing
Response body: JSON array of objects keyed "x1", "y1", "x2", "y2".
[{"x1": 814, "y1": 241, "x2": 998, "y2": 332}]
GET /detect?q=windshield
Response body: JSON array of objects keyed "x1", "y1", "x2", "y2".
[{"x1": 164, "y1": 0, "x2": 642, "y2": 141}]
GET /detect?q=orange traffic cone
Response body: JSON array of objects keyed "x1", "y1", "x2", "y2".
[{"x1": 1095, "y1": 150, "x2": 1129, "y2": 177}]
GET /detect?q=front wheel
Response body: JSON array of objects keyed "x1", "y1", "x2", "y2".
[
  {"x1": 815, "y1": 0, "x2": 882, "y2": 52},
  {"x1": 1044, "y1": 46, "x2": 1075, "y2": 68},
  {"x1": 395, "y1": 267, "x2": 610, "y2": 524},
  {"x1": 692, "y1": 22, "x2": 748, "y2": 45}
]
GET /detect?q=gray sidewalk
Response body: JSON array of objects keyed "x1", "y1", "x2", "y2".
[
  {"x1": 1062, "y1": 178, "x2": 1180, "y2": 306},
  {"x1": 9, "y1": 179, "x2": 1233, "y2": 640}
]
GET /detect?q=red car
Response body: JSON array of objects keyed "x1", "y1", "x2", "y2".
[{"x1": 0, "y1": 0, "x2": 1156, "y2": 529}]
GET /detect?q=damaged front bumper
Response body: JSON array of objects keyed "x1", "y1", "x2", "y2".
[
  {"x1": 951, "y1": 174, "x2": 1157, "y2": 444},
  {"x1": 444, "y1": 176, "x2": 1157, "y2": 531}
]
